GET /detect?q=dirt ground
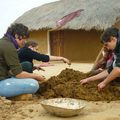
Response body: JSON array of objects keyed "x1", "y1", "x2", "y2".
[{"x1": 0, "y1": 62, "x2": 120, "y2": 120}]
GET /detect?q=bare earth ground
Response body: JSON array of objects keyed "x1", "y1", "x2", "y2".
[{"x1": 0, "y1": 62, "x2": 120, "y2": 120}]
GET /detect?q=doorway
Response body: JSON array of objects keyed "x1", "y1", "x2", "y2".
[{"x1": 50, "y1": 30, "x2": 64, "y2": 56}]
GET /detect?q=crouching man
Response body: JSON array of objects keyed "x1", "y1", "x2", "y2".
[
  {"x1": 0, "y1": 23, "x2": 45, "y2": 99},
  {"x1": 80, "y1": 27, "x2": 120, "y2": 91}
]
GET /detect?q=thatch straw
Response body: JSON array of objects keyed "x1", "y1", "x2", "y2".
[{"x1": 14, "y1": 0, "x2": 120, "y2": 31}]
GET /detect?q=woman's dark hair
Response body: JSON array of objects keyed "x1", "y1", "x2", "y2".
[
  {"x1": 6, "y1": 23, "x2": 29, "y2": 38},
  {"x1": 25, "y1": 41, "x2": 38, "y2": 47},
  {"x1": 100, "y1": 27, "x2": 119, "y2": 43}
]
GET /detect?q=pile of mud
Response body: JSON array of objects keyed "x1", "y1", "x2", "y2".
[{"x1": 37, "y1": 68, "x2": 120, "y2": 101}]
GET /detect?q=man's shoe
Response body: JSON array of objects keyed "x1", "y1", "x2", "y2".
[{"x1": 9, "y1": 94, "x2": 33, "y2": 101}]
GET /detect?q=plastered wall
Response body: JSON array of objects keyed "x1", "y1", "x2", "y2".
[{"x1": 63, "y1": 30, "x2": 103, "y2": 62}]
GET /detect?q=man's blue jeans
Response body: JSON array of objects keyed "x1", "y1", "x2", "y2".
[{"x1": 0, "y1": 77, "x2": 39, "y2": 97}]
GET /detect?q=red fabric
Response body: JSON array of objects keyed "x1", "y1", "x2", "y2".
[
  {"x1": 104, "y1": 51, "x2": 113, "y2": 61},
  {"x1": 56, "y1": 9, "x2": 84, "y2": 28},
  {"x1": 96, "y1": 51, "x2": 113, "y2": 69}
]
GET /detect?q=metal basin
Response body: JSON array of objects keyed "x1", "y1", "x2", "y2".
[{"x1": 40, "y1": 98, "x2": 86, "y2": 117}]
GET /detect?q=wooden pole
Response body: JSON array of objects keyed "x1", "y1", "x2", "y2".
[{"x1": 91, "y1": 46, "x2": 104, "y2": 70}]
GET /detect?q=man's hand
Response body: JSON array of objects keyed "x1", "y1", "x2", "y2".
[
  {"x1": 80, "y1": 78, "x2": 91, "y2": 85},
  {"x1": 35, "y1": 74, "x2": 46, "y2": 81},
  {"x1": 97, "y1": 81, "x2": 107, "y2": 91}
]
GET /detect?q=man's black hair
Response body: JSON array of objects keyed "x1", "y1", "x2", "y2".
[
  {"x1": 101, "y1": 27, "x2": 119, "y2": 43},
  {"x1": 6, "y1": 23, "x2": 29, "y2": 38}
]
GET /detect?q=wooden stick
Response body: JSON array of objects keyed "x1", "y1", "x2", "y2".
[{"x1": 91, "y1": 46, "x2": 104, "y2": 70}]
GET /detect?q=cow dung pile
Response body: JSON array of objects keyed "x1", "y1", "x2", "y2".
[{"x1": 37, "y1": 68, "x2": 120, "y2": 101}]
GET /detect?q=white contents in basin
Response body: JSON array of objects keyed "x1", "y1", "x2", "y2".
[{"x1": 43, "y1": 98, "x2": 82, "y2": 109}]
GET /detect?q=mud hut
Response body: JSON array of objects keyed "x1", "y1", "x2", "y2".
[{"x1": 15, "y1": 0, "x2": 120, "y2": 62}]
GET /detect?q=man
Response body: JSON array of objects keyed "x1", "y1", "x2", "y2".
[
  {"x1": 18, "y1": 40, "x2": 71, "y2": 73},
  {"x1": 80, "y1": 27, "x2": 120, "y2": 91},
  {"x1": 0, "y1": 23, "x2": 44, "y2": 98}
]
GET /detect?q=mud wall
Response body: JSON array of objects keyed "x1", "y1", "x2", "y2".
[
  {"x1": 29, "y1": 30, "x2": 48, "y2": 54},
  {"x1": 63, "y1": 30, "x2": 103, "y2": 62}
]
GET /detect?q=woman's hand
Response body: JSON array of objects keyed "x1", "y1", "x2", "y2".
[{"x1": 62, "y1": 57, "x2": 71, "y2": 65}]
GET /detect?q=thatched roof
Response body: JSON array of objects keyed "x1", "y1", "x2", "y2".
[{"x1": 15, "y1": 0, "x2": 120, "y2": 31}]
